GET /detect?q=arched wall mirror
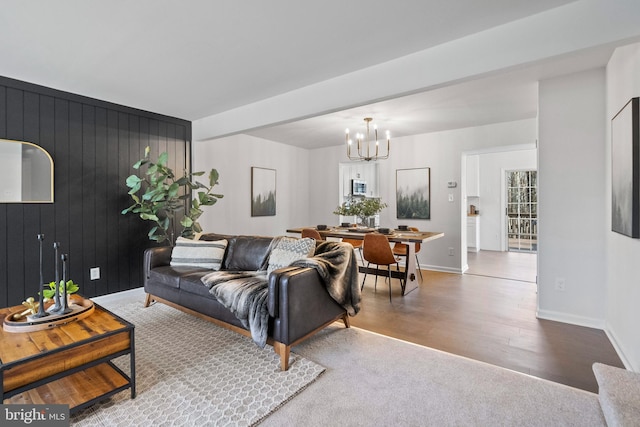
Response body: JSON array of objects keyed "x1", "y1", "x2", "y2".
[{"x1": 0, "y1": 139, "x2": 54, "y2": 203}]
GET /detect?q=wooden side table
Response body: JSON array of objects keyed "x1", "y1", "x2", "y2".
[{"x1": 0, "y1": 300, "x2": 135, "y2": 414}]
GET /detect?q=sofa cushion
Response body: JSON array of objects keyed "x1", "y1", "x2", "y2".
[
  {"x1": 170, "y1": 237, "x2": 227, "y2": 270},
  {"x1": 225, "y1": 236, "x2": 273, "y2": 271},
  {"x1": 199, "y1": 233, "x2": 236, "y2": 268},
  {"x1": 267, "y1": 237, "x2": 315, "y2": 275},
  {"x1": 149, "y1": 265, "x2": 211, "y2": 289}
]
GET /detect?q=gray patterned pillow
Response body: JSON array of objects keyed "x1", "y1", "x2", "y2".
[
  {"x1": 170, "y1": 237, "x2": 227, "y2": 270},
  {"x1": 267, "y1": 237, "x2": 315, "y2": 275}
]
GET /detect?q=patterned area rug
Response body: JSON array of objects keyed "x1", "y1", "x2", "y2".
[{"x1": 71, "y1": 301, "x2": 325, "y2": 426}]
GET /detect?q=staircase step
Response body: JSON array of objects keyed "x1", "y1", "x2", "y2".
[{"x1": 593, "y1": 363, "x2": 640, "y2": 427}]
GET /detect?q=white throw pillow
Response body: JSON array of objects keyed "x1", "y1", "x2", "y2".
[
  {"x1": 267, "y1": 237, "x2": 315, "y2": 276},
  {"x1": 170, "y1": 237, "x2": 227, "y2": 270}
]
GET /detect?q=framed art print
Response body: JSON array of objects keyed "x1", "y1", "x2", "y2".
[
  {"x1": 396, "y1": 167, "x2": 430, "y2": 220},
  {"x1": 611, "y1": 97, "x2": 640, "y2": 238},
  {"x1": 251, "y1": 167, "x2": 276, "y2": 216}
]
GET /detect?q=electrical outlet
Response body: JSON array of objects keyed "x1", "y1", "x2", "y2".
[
  {"x1": 448, "y1": 194, "x2": 454, "y2": 202},
  {"x1": 90, "y1": 267, "x2": 100, "y2": 281},
  {"x1": 554, "y1": 277, "x2": 565, "y2": 291},
  {"x1": 448, "y1": 247, "x2": 454, "y2": 256}
]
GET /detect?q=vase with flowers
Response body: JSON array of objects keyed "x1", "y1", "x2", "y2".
[{"x1": 333, "y1": 197, "x2": 387, "y2": 228}]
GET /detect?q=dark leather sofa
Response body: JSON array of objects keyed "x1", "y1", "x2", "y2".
[{"x1": 143, "y1": 233, "x2": 350, "y2": 370}]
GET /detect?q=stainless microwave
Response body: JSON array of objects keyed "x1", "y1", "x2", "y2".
[{"x1": 352, "y1": 179, "x2": 367, "y2": 196}]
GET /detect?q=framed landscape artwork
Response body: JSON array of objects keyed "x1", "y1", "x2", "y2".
[
  {"x1": 251, "y1": 167, "x2": 276, "y2": 217},
  {"x1": 611, "y1": 97, "x2": 640, "y2": 238},
  {"x1": 396, "y1": 167, "x2": 430, "y2": 220}
]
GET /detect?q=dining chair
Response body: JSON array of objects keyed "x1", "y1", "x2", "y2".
[
  {"x1": 361, "y1": 233, "x2": 404, "y2": 302},
  {"x1": 342, "y1": 237, "x2": 364, "y2": 264},
  {"x1": 301, "y1": 228, "x2": 323, "y2": 241},
  {"x1": 392, "y1": 227, "x2": 423, "y2": 281}
]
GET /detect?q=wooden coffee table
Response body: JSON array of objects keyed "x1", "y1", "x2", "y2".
[{"x1": 0, "y1": 299, "x2": 135, "y2": 414}]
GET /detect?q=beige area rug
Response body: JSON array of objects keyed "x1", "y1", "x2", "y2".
[
  {"x1": 71, "y1": 302, "x2": 325, "y2": 426},
  {"x1": 261, "y1": 325, "x2": 607, "y2": 426}
]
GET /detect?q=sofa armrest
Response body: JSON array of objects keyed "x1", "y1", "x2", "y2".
[
  {"x1": 268, "y1": 266, "x2": 346, "y2": 345},
  {"x1": 267, "y1": 266, "x2": 300, "y2": 317},
  {"x1": 144, "y1": 246, "x2": 173, "y2": 278}
]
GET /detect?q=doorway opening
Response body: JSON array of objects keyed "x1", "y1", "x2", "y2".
[
  {"x1": 462, "y1": 147, "x2": 537, "y2": 284},
  {"x1": 506, "y1": 170, "x2": 537, "y2": 253}
]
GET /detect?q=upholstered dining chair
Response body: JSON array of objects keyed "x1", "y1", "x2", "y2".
[
  {"x1": 361, "y1": 233, "x2": 404, "y2": 302},
  {"x1": 342, "y1": 237, "x2": 364, "y2": 264},
  {"x1": 392, "y1": 227, "x2": 423, "y2": 281},
  {"x1": 301, "y1": 228, "x2": 323, "y2": 241}
]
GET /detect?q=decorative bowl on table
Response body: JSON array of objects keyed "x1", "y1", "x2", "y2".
[
  {"x1": 316, "y1": 224, "x2": 327, "y2": 230},
  {"x1": 348, "y1": 227, "x2": 375, "y2": 233}
]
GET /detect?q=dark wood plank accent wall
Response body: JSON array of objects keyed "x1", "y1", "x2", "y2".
[{"x1": 0, "y1": 76, "x2": 191, "y2": 307}]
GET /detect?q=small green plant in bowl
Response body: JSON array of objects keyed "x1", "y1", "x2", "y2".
[{"x1": 43, "y1": 280, "x2": 80, "y2": 300}]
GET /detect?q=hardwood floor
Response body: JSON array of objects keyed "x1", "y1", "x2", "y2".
[{"x1": 350, "y1": 252, "x2": 623, "y2": 393}]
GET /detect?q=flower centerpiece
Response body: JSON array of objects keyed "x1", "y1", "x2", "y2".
[{"x1": 333, "y1": 197, "x2": 387, "y2": 227}]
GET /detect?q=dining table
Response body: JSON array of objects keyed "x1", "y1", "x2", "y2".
[{"x1": 286, "y1": 226, "x2": 444, "y2": 295}]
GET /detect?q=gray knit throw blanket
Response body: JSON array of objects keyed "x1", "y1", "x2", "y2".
[
  {"x1": 200, "y1": 240, "x2": 362, "y2": 348},
  {"x1": 201, "y1": 270, "x2": 270, "y2": 347}
]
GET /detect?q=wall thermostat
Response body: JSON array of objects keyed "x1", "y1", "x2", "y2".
[{"x1": 447, "y1": 181, "x2": 457, "y2": 188}]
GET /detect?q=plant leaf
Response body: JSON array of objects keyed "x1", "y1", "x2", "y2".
[
  {"x1": 126, "y1": 175, "x2": 142, "y2": 188},
  {"x1": 209, "y1": 169, "x2": 219, "y2": 186},
  {"x1": 157, "y1": 152, "x2": 168, "y2": 166}
]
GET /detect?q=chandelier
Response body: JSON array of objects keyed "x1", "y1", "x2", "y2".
[{"x1": 345, "y1": 117, "x2": 390, "y2": 161}]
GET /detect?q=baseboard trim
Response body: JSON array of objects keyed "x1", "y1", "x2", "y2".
[
  {"x1": 93, "y1": 287, "x2": 145, "y2": 305},
  {"x1": 536, "y1": 308, "x2": 605, "y2": 330},
  {"x1": 395, "y1": 261, "x2": 464, "y2": 275},
  {"x1": 604, "y1": 326, "x2": 636, "y2": 372},
  {"x1": 421, "y1": 264, "x2": 464, "y2": 274}
]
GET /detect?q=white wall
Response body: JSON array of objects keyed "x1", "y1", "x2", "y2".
[
  {"x1": 477, "y1": 149, "x2": 537, "y2": 251},
  {"x1": 537, "y1": 68, "x2": 607, "y2": 328},
  {"x1": 605, "y1": 42, "x2": 640, "y2": 371},
  {"x1": 308, "y1": 119, "x2": 537, "y2": 272},
  {"x1": 193, "y1": 134, "x2": 310, "y2": 237}
]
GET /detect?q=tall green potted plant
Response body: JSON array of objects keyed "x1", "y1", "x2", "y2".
[{"x1": 122, "y1": 146, "x2": 223, "y2": 245}]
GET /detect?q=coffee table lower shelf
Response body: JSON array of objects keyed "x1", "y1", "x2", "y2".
[{"x1": 5, "y1": 362, "x2": 131, "y2": 413}]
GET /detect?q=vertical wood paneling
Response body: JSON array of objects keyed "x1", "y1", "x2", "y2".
[
  {"x1": 117, "y1": 112, "x2": 130, "y2": 292},
  {"x1": 94, "y1": 107, "x2": 108, "y2": 292},
  {"x1": 106, "y1": 109, "x2": 120, "y2": 296},
  {"x1": 6, "y1": 88, "x2": 25, "y2": 304},
  {"x1": 68, "y1": 102, "x2": 83, "y2": 288},
  {"x1": 0, "y1": 86, "x2": 6, "y2": 307},
  {"x1": 0, "y1": 76, "x2": 191, "y2": 306},
  {"x1": 23, "y1": 92, "x2": 42, "y2": 300},
  {"x1": 39, "y1": 95, "x2": 56, "y2": 288},
  {"x1": 82, "y1": 104, "x2": 96, "y2": 297}
]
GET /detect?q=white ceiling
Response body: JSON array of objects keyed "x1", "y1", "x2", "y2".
[{"x1": 0, "y1": 0, "x2": 623, "y2": 149}]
